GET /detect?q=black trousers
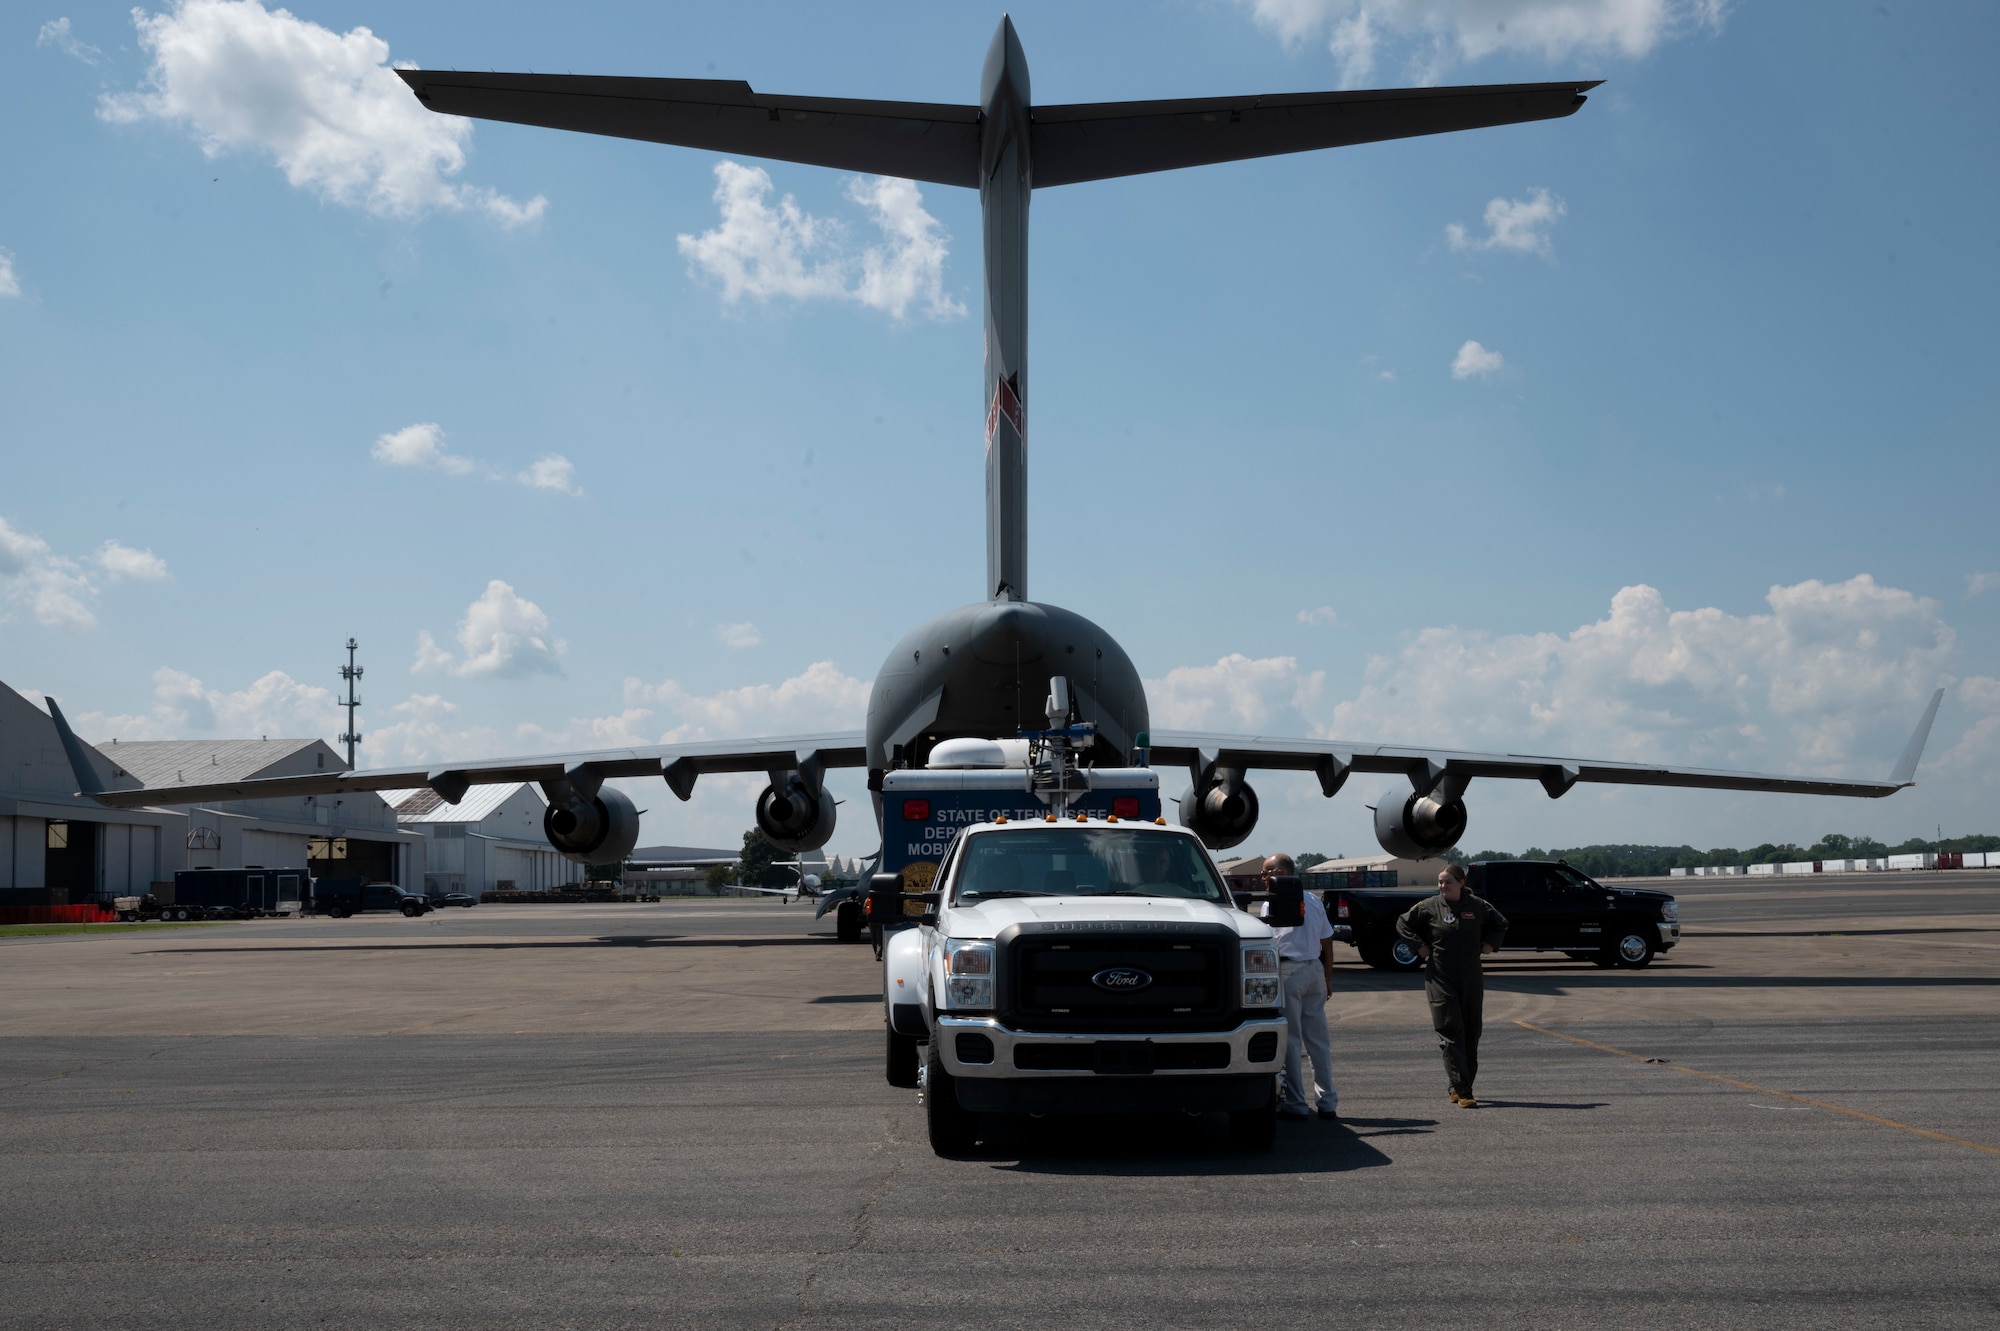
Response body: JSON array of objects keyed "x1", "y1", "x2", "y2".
[{"x1": 1425, "y1": 973, "x2": 1484, "y2": 1094}]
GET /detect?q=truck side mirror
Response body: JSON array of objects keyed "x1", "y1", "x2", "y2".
[
  {"x1": 1266, "y1": 875, "x2": 1305, "y2": 927},
  {"x1": 864, "y1": 873, "x2": 902, "y2": 922}
]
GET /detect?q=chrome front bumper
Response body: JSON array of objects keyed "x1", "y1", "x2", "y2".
[
  {"x1": 1658, "y1": 922, "x2": 1680, "y2": 945},
  {"x1": 933, "y1": 1014, "x2": 1289, "y2": 1078}
]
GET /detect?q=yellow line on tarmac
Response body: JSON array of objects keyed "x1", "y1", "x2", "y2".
[{"x1": 1514, "y1": 1019, "x2": 2000, "y2": 1158}]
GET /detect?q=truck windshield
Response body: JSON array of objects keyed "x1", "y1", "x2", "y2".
[{"x1": 953, "y1": 829, "x2": 1227, "y2": 904}]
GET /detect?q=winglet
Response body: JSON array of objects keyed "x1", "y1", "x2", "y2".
[
  {"x1": 43, "y1": 697, "x2": 108, "y2": 799},
  {"x1": 1889, "y1": 688, "x2": 1945, "y2": 787}
]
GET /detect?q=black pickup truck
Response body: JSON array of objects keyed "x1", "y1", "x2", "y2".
[{"x1": 1328, "y1": 860, "x2": 1680, "y2": 971}]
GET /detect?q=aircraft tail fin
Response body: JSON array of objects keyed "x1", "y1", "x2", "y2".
[{"x1": 1888, "y1": 688, "x2": 1945, "y2": 786}]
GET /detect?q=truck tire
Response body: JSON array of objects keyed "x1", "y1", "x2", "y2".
[
  {"x1": 328, "y1": 906, "x2": 347, "y2": 919},
  {"x1": 401, "y1": 903, "x2": 419, "y2": 917},
  {"x1": 836, "y1": 899, "x2": 863, "y2": 943},
  {"x1": 923, "y1": 1041, "x2": 978, "y2": 1156},
  {"x1": 1609, "y1": 924, "x2": 1656, "y2": 969},
  {"x1": 1228, "y1": 1077, "x2": 1277, "y2": 1150},
  {"x1": 886, "y1": 1027, "x2": 919, "y2": 1089}
]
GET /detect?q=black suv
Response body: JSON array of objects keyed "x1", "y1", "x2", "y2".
[
  {"x1": 1331, "y1": 859, "x2": 1679, "y2": 971},
  {"x1": 312, "y1": 879, "x2": 434, "y2": 919}
]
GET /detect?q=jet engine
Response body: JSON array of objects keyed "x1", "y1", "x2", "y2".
[
  {"x1": 1178, "y1": 771, "x2": 1259, "y2": 851},
  {"x1": 1373, "y1": 789, "x2": 1468, "y2": 859},
  {"x1": 757, "y1": 775, "x2": 837, "y2": 853},
  {"x1": 543, "y1": 784, "x2": 642, "y2": 865}
]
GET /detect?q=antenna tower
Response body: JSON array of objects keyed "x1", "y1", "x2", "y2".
[{"x1": 338, "y1": 637, "x2": 363, "y2": 768}]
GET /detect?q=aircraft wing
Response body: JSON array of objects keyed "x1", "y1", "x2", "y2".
[
  {"x1": 394, "y1": 71, "x2": 983, "y2": 187},
  {"x1": 43, "y1": 698, "x2": 864, "y2": 809},
  {"x1": 1146, "y1": 688, "x2": 1945, "y2": 801},
  {"x1": 1030, "y1": 80, "x2": 1600, "y2": 186},
  {"x1": 393, "y1": 71, "x2": 1595, "y2": 193}
]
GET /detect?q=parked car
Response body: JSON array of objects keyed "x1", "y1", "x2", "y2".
[{"x1": 436, "y1": 893, "x2": 477, "y2": 908}]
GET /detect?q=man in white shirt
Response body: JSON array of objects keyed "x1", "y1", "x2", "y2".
[{"x1": 1265, "y1": 853, "x2": 1338, "y2": 1121}]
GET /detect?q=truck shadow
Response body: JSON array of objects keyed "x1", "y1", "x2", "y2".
[
  {"x1": 983, "y1": 1113, "x2": 1426, "y2": 1176},
  {"x1": 1330, "y1": 969, "x2": 2000, "y2": 993}
]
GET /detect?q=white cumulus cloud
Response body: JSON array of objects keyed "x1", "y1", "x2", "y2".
[
  {"x1": 0, "y1": 250, "x2": 19, "y2": 299},
  {"x1": 38, "y1": 16, "x2": 101, "y2": 64},
  {"x1": 1452, "y1": 339, "x2": 1505, "y2": 379},
  {"x1": 677, "y1": 161, "x2": 964, "y2": 321},
  {"x1": 1145, "y1": 654, "x2": 1327, "y2": 734},
  {"x1": 1966, "y1": 572, "x2": 2000, "y2": 597},
  {"x1": 715, "y1": 622, "x2": 762, "y2": 649},
  {"x1": 1298, "y1": 606, "x2": 1340, "y2": 627},
  {"x1": 372, "y1": 421, "x2": 474, "y2": 474},
  {"x1": 0, "y1": 517, "x2": 171, "y2": 630},
  {"x1": 78, "y1": 665, "x2": 337, "y2": 740},
  {"x1": 1447, "y1": 187, "x2": 1566, "y2": 258},
  {"x1": 516, "y1": 453, "x2": 582, "y2": 496},
  {"x1": 99, "y1": 0, "x2": 545, "y2": 226},
  {"x1": 624, "y1": 660, "x2": 872, "y2": 741},
  {"x1": 413, "y1": 580, "x2": 566, "y2": 678},
  {"x1": 95, "y1": 541, "x2": 170, "y2": 582},
  {"x1": 1322, "y1": 576, "x2": 1952, "y2": 777},
  {"x1": 1237, "y1": 0, "x2": 1726, "y2": 85}
]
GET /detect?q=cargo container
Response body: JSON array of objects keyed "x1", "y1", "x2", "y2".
[
  {"x1": 1887, "y1": 853, "x2": 1936, "y2": 870},
  {"x1": 161, "y1": 868, "x2": 307, "y2": 920}
]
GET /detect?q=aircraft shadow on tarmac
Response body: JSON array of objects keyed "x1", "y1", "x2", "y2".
[
  {"x1": 982, "y1": 1114, "x2": 1425, "y2": 1177},
  {"x1": 143, "y1": 935, "x2": 853, "y2": 954}
]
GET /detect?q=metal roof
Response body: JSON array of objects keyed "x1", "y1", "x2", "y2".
[
  {"x1": 380, "y1": 782, "x2": 540, "y2": 824},
  {"x1": 108, "y1": 738, "x2": 326, "y2": 788}
]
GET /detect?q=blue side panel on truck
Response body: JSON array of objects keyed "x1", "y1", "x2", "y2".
[{"x1": 877, "y1": 767, "x2": 1162, "y2": 903}]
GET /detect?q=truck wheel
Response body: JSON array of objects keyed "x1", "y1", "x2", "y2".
[
  {"x1": 1228, "y1": 1077, "x2": 1277, "y2": 1150},
  {"x1": 1387, "y1": 938, "x2": 1426, "y2": 973},
  {"x1": 1610, "y1": 925, "x2": 1656, "y2": 969},
  {"x1": 401, "y1": 903, "x2": 419, "y2": 917},
  {"x1": 886, "y1": 1027, "x2": 919, "y2": 1089},
  {"x1": 836, "y1": 900, "x2": 863, "y2": 943},
  {"x1": 923, "y1": 1041, "x2": 978, "y2": 1156}
]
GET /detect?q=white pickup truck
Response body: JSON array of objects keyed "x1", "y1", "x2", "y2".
[{"x1": 881, "y1": 814, "x2": 1289, "y2": 1155}]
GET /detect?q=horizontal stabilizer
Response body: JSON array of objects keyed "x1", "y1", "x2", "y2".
[
  {"x1": 396, "y1": 72, "x2": 1597, "y2": 192},
  {"x1": 1030, "y1": 81, "x2": 1600, "y2": 187},
  {"x1": 396, "y1": 71, "x2": 982, "y2": 187}
]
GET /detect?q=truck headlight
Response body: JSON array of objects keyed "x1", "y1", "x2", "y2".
[
  {"x1": 1661, "y1": 899, "x2": 1679, "y2": 922},
  {"x1": 1241, "y1": 944, "x2": 1280, "y2": 1007},
  {"x1": 943, "y1": 938, "x2": 994, "y2": 1010}
]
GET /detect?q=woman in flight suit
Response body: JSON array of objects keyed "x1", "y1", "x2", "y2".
[{"x1": 1395, "y1": 863, "x2": 1508, "y2": 1108}]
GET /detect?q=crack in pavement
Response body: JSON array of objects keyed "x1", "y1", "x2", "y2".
[{"x1": 778, "y1": 1110, "x2": 907, "y2": 1329}]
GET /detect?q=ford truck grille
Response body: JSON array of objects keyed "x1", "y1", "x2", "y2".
[{"x1": 1003, "y1": 934, "x2": 1232, "y2": 1032}]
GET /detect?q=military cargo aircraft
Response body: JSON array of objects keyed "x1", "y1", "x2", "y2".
[{"x1": 48, "y1": 17, "x2": 1944, "y2": 905}]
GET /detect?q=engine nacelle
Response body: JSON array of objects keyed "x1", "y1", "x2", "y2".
[
  {"x1": 543, "y1": 784, "x2": 642, "y2": 865},
  {"x1": 1373, "y1": 790, "x2": 1468, "y2": 859},
  {"x1": 1178, "y1": 773, "x2": 1259, "y2": 851},
  {"x1": 757, "y1": 776, "x2": 837, "y2": 853}
]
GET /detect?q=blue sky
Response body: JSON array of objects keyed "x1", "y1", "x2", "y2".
[{"x1": 3, "y1": 0, "x2": 1995, "y2": 859}]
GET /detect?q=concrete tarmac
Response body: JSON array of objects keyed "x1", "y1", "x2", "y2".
[{"x1": 3, "y1": 875, "x2": 1997, "y2": 1328}]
